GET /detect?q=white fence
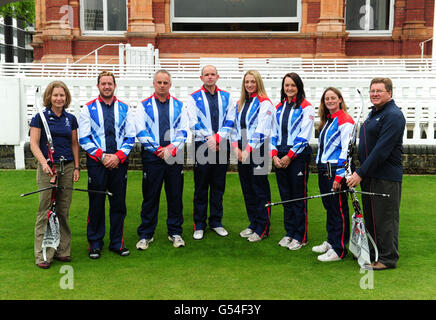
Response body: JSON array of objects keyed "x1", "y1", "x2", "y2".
[
  {"x1": 1, "y1": 59, "x2": 436, "y2": 169},
  {"x1": 1, "y1": 58, "x2": 435, "y2": 80}
]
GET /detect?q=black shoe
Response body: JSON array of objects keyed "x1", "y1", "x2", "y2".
[
  {"x1": 110, "y1": 247, "x2": 130, "y2": 257},
  {"x1": 89, "y1": 248, "x2": 101, "y2": 259}
]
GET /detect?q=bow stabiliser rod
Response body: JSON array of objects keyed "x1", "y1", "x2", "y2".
[
  {"x1": 265, "y1": 88, "x2": 390, "y2": 209},
  {"x1": 21, "y1": 87, "x2": 113, "y2": 198},
  {"x1": 265, "y1": 189, "x2": 389, "y2": 208}
]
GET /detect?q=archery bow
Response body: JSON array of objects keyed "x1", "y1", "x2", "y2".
[
  {"x1": 265, "y1": 89, "x2": 388, "y2": 268},
  {"x1": 346, "y1": 89, "x2": 380, "y2": 268},
  {"x1": 35, "y1": 86, "x2": 60, "y2": 263},
  {"x1": 22, "y1": 87, "x2": 112, "y2": 263}
]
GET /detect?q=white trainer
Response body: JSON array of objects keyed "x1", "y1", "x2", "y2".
[
  {"x1": 312, "y1": 241, "x2": 332, "y2": 253},
  {"x1": 136, "y1": 238, "x2": 154, "y2": 250},
  {"x1": 240, "y1": 228, "x2": 254, "y2": 238},
  {"x1": 168, "y1": 235, "x2": 185, "y2": 248},
  {"x1": 288, "y1": 239, "x2": 307, "y2": 251},
  {"x1": 212, "y1": 227, "x2": 229, "y2": 237},
  {"x1": 247, "y1": 232, "x2": 262, "y2": 242},
  {"x1": 193, "y1": 230, "x2": 204, "y2": 240},
  {"x1": 278, "y1": 236, "x2": 292, "y2": 247},
  {"x1": 317, "y1": 248, "x2": 341, "y2": 262}
]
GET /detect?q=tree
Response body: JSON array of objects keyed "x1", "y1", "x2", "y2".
[
  {"x1": 0, "y1": 0, "x2": 35, "y2": 27},
  {"x1": 0, "y1": 0, "x2": 35, "y2": 62}
]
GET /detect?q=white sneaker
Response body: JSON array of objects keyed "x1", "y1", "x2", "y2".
[
  {"x1": 212, "y1": 227, "x2": 228, "y2": 237},
  {"x1": 247, "y1": 232, "x2": 262, "y2": 242},
  {"x1": 168, "y1": 235, "x2": 185, "y2": 248},
  {"x1": 240, "y1": 228, "x2": 254, "y2": 238},
  {"x1": 287, "y1": 239, "x2": 307, "y2": 251},
  {"x1": 278, "y1": 236, "x2": 292, "y2": 247},
  {"x1": 136, "y1": 238, "x2": 154, "y2": 250},
  {"x1": 312, "y1": 241, "x2": 332, "y2": 253},
  {"x1": 317, "y1": 248, "x2": 341, "y2": 262},
  {"x1": 193, "y1": 230, "x2": 204, "y2": 240}
]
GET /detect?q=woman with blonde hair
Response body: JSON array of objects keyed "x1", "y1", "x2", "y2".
[
  {"x1": 232, "y1": 70, "x2": 274, "y2": 242},
  {"x1": 313, "y1": 87, "x2": 354, "y2": 262},
  {"x1": 29, "y1": 81, "x2": 80, "y2": 269}
]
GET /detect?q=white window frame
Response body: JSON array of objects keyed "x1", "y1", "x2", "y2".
[
  {"x1": 170, "y1": 0, "x2": 302, "y2": 33},
  {"x1": 346, "y1": 0, "x2": 395, "y2": 36},
  {"x1": 80, "y1": 0, "x2": 128, "y2": 36}
]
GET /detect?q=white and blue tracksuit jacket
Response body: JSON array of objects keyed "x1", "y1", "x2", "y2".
[
  {"x1": 78, "y1": 96, "x2": 136, "y2": 163},
  {"x1": 187, "y1": 86, "x2": 236, "y2": 142},
  {"x1": 231, "y1": 93, "x2": 274, "y2": 151},
  {"x1": 135, "y1": 94, "x2": 188, "y2": 156},
  {"x1": 316, "y1": 109, "x2": 354, "y2": 183},
  {"x1": 270, "y1": 98, "x2": 315, "y2": 159}
]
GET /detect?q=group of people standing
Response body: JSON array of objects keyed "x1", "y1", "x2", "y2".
[{"x1": 30, "y1": 66, "x2": 405, "y2": 272}]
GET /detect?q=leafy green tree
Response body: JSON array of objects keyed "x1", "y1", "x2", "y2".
[{"x1": 0, "y1": 0, "x2": 35, "y2": 26}]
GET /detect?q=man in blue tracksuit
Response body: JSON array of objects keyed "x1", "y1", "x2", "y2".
[
  {"x1": 79, "y1": 71, "x2": 136, "y2": 259},
  {"x1": 186, "y1": 65, "x2": 236, "y2": 240},
  {"x1": 347, "y1": 77, "x2": 405, "y2": 270},
  {"x1": 135, "y1": 70, "x2": 189, "y2": 250}
]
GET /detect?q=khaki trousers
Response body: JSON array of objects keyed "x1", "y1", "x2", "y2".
[{"x1": 34, "y1": 162, "x2": 73, "y2": 264}]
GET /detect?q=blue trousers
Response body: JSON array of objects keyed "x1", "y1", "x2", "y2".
[
  {"x1": 238, "y1": 155, "x2": 271, "y2": 238},
  {"x1": 137, "y1": 152, "x2": 184, "y2": 239},
  {"x1": 86, "y1": 156, "x2": 128, "y2": 251},
  {"x1": 317, "y1": 165, "x2": 350, "y2": 258},
  {"x1": 193, "y1": 141, "x2": 228, "y2": 231},
  {"x1": 275, "y1": 151, "x2": 310, "y2": 243}
]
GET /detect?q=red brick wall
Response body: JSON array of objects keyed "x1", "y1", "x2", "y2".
[
  {"x1": 153, "y1": 1, "x2": 166, "y2": 24},
  {"x1": 45, "y1": 0, "x2": 69, "y2": 21},
  {"x1": 405, "y1": 0, "x2": 426, "y2": 21},
  {"x1": 345, "y1": 39, "x2": 395, "y2": 57},
  {"x1": 425, "y1": 0, "x2": 434, "y2": 26},
  {"x1": 307, "y1": 2, "x2": 321, "y2": 24},
  {"x1": 44, "y1": 39, "x2": 72, "y2": 55},
  {"x1": 35, "y1": 0, "x2": 433, "y2": 61},
  {"x1": 72, "y1": 41, "x2": 124, "y2": 56},
  {"x1": 157, "y1": 36, "x2": 316, "y2": 56}
]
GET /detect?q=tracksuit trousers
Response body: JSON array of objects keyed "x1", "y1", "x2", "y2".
[
  {"x1": 275, "y1": 150, "x2": 310, "y2": 243},
  {"x1": 361, "y1": 177, "x2": 401, "y2": 268},
  {"x1": 86, "y1": 156, "x2": 128, "y2": 252},
  {"x1": 317, "y1": 165, "x2": 350, "y2": 258},
  {"x1": 238, "y1": 149, "x2": 271, "y2": 238},
  {"x1": 193, "y1": 141, "x2": 229, "y2": 231},
  {"x1": 137, "y1": 152, "x2": 184, "y2": 240}
]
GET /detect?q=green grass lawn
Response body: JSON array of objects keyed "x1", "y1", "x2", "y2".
[{"x1": 0, "y1": 170, "x2": 435, "y2": 300}]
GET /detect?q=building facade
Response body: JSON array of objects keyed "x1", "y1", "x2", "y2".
[
  {"x1": 32, "y1": 0, "x2": 434, "y2": 63},
  {"x1": 0, "y1": 16, "x2": 34, "y2": 63}
]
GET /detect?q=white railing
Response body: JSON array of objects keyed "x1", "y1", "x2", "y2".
[{"x1": 1, "y1": 58, "x2": 435, "y2": 80}]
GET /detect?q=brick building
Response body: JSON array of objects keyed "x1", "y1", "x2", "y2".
[{"x1": 32, "y1": 0, "x2": 434, "y2": 63}]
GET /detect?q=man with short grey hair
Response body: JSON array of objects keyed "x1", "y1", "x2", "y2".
[{"x1": 134, "y1": 69, "x2": 189, "y2": 250}]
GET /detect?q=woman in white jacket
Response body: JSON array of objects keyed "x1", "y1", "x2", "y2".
[{"x1": 232, "y1": 70, "x2": 274, "y2": 242}]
